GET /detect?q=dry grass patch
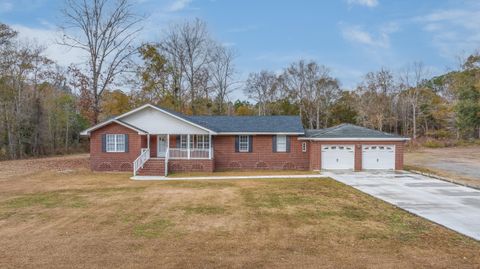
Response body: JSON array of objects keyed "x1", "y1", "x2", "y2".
[{"x1": 0, "y1": 155, "x2": 479, "y2": 268}]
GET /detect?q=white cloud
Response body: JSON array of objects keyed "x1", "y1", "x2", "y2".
[
  {"x1": 341, "y1": 23, "x2": 397, "y2": 48},
  {"x1": 166, "y1": 0, "x2": 192, "y2": 12},
  {"x1": 11, "y1": 24, "x2": 86, "y2": 67},
  {"x1": 347, "y1": 0, "x2": 378, "y2": 8},
  {"x1": 416, "y1": 6, "x2": 480, "y2": 58},
  {"x1": 0, "y1": 1, "x2": 13, "y2": 13}
]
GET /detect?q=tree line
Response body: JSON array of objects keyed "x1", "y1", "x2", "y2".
[{"x1": 0, "y1": 0, "x2": 479, "y2": 160}]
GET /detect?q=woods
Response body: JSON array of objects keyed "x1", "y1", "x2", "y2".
[{"x1": 0, "y1": 0, "x2": 479, "y2": 160}]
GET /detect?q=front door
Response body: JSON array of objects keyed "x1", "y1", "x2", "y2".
[{"x1": 157, "y1": 135, "x2": 167, "y2": 158}]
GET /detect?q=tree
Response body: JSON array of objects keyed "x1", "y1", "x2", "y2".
[
  {"x1": 399, "y1": 62, "x2": 430, "y2": 139},
  {"x1": 244, "y1": 71, "x2": 279, "y2": 116},
  {"x1": 59, "y1": 0, "x2": 143, "y2": 124},
  {"x1": 210, "y1": 45, "x2": 236, "y2": 114}
]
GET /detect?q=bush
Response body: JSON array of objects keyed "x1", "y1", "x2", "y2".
[{"x1": 423, "y1": 140, "x2": 445, "y2": 148}]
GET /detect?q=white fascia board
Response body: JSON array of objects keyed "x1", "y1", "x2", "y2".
[
  {"x1": 217, "y1": 132, "x2": 305, "y2": 135},
  {"x1": 298, "y1": 137, "x2": 411, "y2": 141},
  {"x1": 80, "y1": 119, "x2": 147, "y2": 136},
  {"x1": 118, "y1": 104, "x2": 217, "y2": 134}
]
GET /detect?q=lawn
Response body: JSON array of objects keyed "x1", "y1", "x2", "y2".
[{"x1": 0, "y1": 155, "x2": 479, "y2": 268}]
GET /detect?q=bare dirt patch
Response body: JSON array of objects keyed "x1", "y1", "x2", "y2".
[
  {"x1": 405, "y1": 146, "x2": 480, "y2": 188},
  {"x1": 0, "y1": 155, "x2": 479, "y2": 268}
]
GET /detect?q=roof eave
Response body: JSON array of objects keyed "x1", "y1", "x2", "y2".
[
  {"x1": 298, "y1": 137, "x2": 410, "y2": 141},
  {"x1": 80, "y1": 119, "x2": 148, "y2": 136},
  {"x1": 216, "y1": 132, "x2": 305, "y2": 135}
]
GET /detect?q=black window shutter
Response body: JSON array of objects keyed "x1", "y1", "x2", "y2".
[
  {"x1": 286, "y1": 136, "x2": 291, "y2": 152},
  {"x1": 176, "y1": 135, "x2": 180, "y2": 148},
  {"x1": 235, "y1": 136, "x2": 239, "y2": 152},
  {"x1": 102, "y1": 134, "x2": 106, "y2": 152},
  {"x1": 248, "y1": 136, "x2": 253, "y2": 152},
  {"x1": 272, "y1": 135, "x2": 277, "y2": 152},
  {"x1": 124, "y1": 134, "x2": 129, "y2": 152}
]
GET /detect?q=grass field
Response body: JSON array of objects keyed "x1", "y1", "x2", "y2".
[{"x1": 0, "y1": 154, "x2": 479, "y2": 268}]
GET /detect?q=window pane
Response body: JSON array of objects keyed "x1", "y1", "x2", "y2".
[
  {"x1": 106, "y1": 134, "x2": 115, "y2": 152},
  {"x1": 239, "y1": 135, "x2": 249, "y2": 152},
  {"x1": 116, "y1": 134, "x2": 125, "y2": 152},
  {"x1": 276, "y1": 135, "x2": 286, "y2": 152}
]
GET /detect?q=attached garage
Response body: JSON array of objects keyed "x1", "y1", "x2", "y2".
[
  {"x1": 321, "y1": 145, "x2": 354, "y2": 170},
  {"x1": 362, "y1": 145, "x2": 395, "y2": 170},
  {"x1": 303, "y1": 124, "x2": 409, "y2": 171}
]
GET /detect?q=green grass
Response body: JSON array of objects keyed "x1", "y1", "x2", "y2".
[
  {"x1": 178, "y1": 205, "x2": 227, "y2": 215},
  {"x1": 3, "y1": 191, "x2": 88, "y2": 209},
  {"x1": 133, "y1": 218, "x2": 174, "y2": 238},
  {"x1": 158, "y1": 180, "x2": 235, "y2": 189}
]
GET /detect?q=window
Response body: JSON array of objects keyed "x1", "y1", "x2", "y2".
[
  {"x1": 179, "y1": 135, "x2": 210, "y2": 149},
  {"x1": 239, "y1": 135, "x2": 249, "y2": 152},
  {"x1": 106, "y1": 134, "x2": 126, "y2": 152},
  {"x1": 276, "y1": 135, "x2": 287, "y2": 152},
  {"x1": 302, "y1": 142, "x2": 307, "y2": 152},
  {"x1": 196, "y1": 135, "x2": 210, "y2": 149},
  {"x1": 180, "y1": 135, "x2": 188, "y2": 149}
]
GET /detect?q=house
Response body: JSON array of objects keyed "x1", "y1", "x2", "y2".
[{"x1": 80, "y1": 104, "x2": 409, "y2": 176}]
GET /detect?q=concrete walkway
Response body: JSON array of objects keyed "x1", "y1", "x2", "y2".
[
  {"x1": 131, "y1": 174, "x2": 327, "y2": 181},
  {"x1": 325, "y1": 170, "x2": 480, "y2": 241}
]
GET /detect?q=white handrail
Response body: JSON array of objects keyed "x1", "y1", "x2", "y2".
[
  {"x1": 133, "y1": 148, "x2": 150, "y2": 176},
  {"x1": 168, "y1": 148, "x2": 210, "y2": 159}
]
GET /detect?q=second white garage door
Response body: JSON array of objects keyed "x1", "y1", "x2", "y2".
[
  {"x1": 321, "y1": 145, "x2": 355, "y2": 170},
  {"x1": 362, "y1": 145, "x2": 395, "y2": 170}
]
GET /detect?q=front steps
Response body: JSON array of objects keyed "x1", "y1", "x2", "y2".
[{"x1": 137, "y1": 159, "x2": 165, "y2": 176}]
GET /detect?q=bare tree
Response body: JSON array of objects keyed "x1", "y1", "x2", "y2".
[
  {"x1": 244, "y1": 71, "x2": 279, "y2": 116},
  {"x1": 59, "y1": 0, "x2": 142, "y2": 123},
  {"x1": 210, "y1": 45, "x2": 236, "y2": 114},
  {"x1": 399, "y1": 62, "x2": 430, "y2": 139}
]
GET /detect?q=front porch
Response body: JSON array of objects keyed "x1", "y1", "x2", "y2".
[{"x1": 134, "y1": 134, "x2": 214, "y2": 176}]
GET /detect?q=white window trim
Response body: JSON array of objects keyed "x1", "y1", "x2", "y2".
[
  {"x1": 239, "y1": 135, "x2": 249, "y2": 152},
  {"x1": 276, "y1": 135, "x2": 287, "y2": 152},
  {"x1": 106, "y1": 134, "x2": 126, "y2": 153},
  {"x1": 302, "y1": 142, "x2": 307, "y2": 152}
]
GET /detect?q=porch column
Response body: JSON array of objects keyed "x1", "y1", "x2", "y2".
[
  {"x1": 167, "y1": 134, "x2": 170, "y2": 157},
  {"x1": 187, "y1": 134, "x2": 191, "y2": 159},
  {"x1": 147, "y1": 134, "x2": 150, "y2": 149},
  {"x1": 209, "y1": 134, "x2": 212, "y2": 159}
]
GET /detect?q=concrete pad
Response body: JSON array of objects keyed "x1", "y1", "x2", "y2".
[{"x1": 325, "y1": 170, "x2": 480, "y2": 241}]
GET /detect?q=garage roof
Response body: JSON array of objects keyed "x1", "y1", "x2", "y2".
[{"x1": 303, "y1": 124, "x2": 409, "y2": 140}]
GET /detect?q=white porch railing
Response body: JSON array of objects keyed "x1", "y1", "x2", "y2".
[
  {"x1": 168, "y1": 148, "x2": 211, "y2": 159},
  {"x1": 133, "y1": 148, "x2": 150, "y2": 176}
]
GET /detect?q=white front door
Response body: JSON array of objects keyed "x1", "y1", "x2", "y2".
[
  {"x1": 157, "y1": 135, "x2": 167, "y2": 157},
  {"x1": 362, "y1": 145, "x2": 395, "y2": 170},
  {"x1": 321, "y1": 145, "x2": 355, "y2": 170}
]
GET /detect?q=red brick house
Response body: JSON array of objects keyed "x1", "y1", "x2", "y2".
[{"x1": 80, "y1": 104, "x2": 409, "y2": 177}]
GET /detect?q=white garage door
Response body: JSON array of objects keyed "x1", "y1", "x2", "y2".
[
  {"x1": 321, "y1": 145, "x2": 355, "y2": 170},
  {"x1": 362, "y1": 145, "x2": 395, "y2": 170}
]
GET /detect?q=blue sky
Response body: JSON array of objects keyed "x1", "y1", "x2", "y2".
[{"x1": 1, "y1": 0, "x2": 480, "y2": 99}]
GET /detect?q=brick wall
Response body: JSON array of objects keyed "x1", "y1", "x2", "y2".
[
  {"x1": 310, "y1": 140, "x2": 405, "y2": 171},
  {"x1": 213, "y1": 135, "x2": 309, "y2": 170},
  {"x1": 168, "y1": 159, "x2": 214, "y2": 172},
  {"x1": 90, "y1": 122, "x2": 143, "y2": 172}
]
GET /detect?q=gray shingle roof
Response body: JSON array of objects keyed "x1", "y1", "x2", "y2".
[
  {"x1": 153, "y1": 104, "x2": 304, "y2": 133},
  {"x1": 187, "y1": 115, "x2": 305, "y2": 133},
  {"x1": 305, "y1": 124, "x2": 406, "y2": 139}
]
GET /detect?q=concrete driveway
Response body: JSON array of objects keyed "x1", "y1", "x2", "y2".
[{"x1": 325, "y1": 170, "x2": 480, "y2": 240}]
